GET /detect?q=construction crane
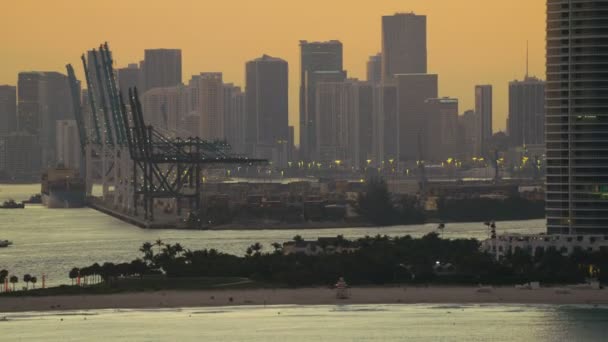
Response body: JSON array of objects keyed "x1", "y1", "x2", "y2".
[{"x1": 66, "y1": 42, "x2": 266, "y2": 222}]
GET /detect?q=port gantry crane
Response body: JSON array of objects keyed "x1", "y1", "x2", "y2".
[{"x1": 66, "y1": 42, "x2": 265, "y2": 222}]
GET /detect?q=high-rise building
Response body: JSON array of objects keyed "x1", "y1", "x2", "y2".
[
  {"x1": 0, "y1": 85, "x2": 17, "y2": 136},
  {"x1": 0, "y1": 132, "x2": 41, "y2": 180},
  {"x1": 245, "y1": 55, "x2": 289, "y2": 164},
  {"x1": 142, "y1": 85, "x2": 189, "y2": 133},
  {"x1": 459, "y1": 109, "x2": 480, "y2": 159},
  {"x1": 198, "y1": 73, "x2": 224, "y2": 140},
  {"x1": 56, "y1": 120, "x2": 81, "y2": 169},
  {"x1": 18, "y1": 72, "x2": 73, "y2": 167},
  {"x1": 372, "y1": 84, "x2": 399, "y2": 166},
  {"x1": 367, "y1": 53, "x2": 382, "y2": 84},
  {"x1": 425, "y1": 97, "x2": 459, "y2": 161},
  {"x1": 223, "y1": 84, "x2": 246, "y2": 154},
  {"x1": 308, "y1": 70, "x2": 347, "y2": 161},
  {"x1": 546, "y1": 0, "x2": 608, "y2": 234},
  {"x1": 508, "y1": 77, "x2": 545, "y2": 147},
  {"x1": 354, "y1": 82, "x2": 374, "y2": 169},
  {"x1": 18, "y1": 72, "x2": 44, "y2": 134},
  {"x1": 315, "y1": 82, "x2": 349, "y2": 164},
  {"x1": 299, "y1": 40, "x2": 344, "y2": 160},
  {"x1": 117, "y1": 64, "x2": 142, "y2": 96},
  {"x1": 381, "y1": 13, "x2": 427, "y2": 83},
  {"x1": 314, "y1": 79, "x2": 372, "y2": 168},
  {"x1": 143, "y1": 49, "x2": 182, "y2": 92},
  {"x1": 475, "y1": 85, "x2": 493, "y2": 153},
  {"x1": 396, "y1": 74, "x2": 438, "y2": 161}
]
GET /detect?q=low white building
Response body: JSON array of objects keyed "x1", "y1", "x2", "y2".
[
  {"x1": 283, "y1": 237, "x2": 359, "y2": 256},
  {"x1": 481, "y1": 234, "x2": 608, "y2": 260}
]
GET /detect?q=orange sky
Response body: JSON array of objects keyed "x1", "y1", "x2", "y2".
[{"x1": 0, "y1": 0, "x2": 545, "y2": 142}]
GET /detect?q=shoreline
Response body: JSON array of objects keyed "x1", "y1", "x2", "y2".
[{"x1": 1, "y1": 286, "x2": 607, "y2": 313}]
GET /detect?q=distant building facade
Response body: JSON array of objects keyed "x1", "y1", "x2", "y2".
[
  {"x1": 396, "y1": 73, "x2": 438, "y2": 161},
  {"x1": 0, "y1": 132, "x2": 41, "y2": 180},
  {"x1": 143, "y1": 49, "x2": 182, "y2": 92},
  {"x1": 223, "y1": 84, "x2": 246, "y2": 154},
  {"x1": 366, "y1": 53, "x2": 382, "y2": 84},
  {"x1": 425, "y1": 97, "x2": 459, "y2": 162},
  {"x1": 372, "y1": 84, "x2": 399, "y2": 166},
  {"x1": 17, "y1": 71, "x2": 74, "y2": 168},
  {"x1": 459, "y1": 109, "x2": 481, "y2": 159},
  {"x1": 117, "y1": 64, "x2": 142, "y2": 96},
  {"x1": 56, "y1": 120, "x2": 81, "y2": 169},
  {"x1": 299, "y1": 40, "x2": 344, "y2": 161},
  {"x1": 142, "y1": 85, "x2": 189, "y2": 134},
  {"x1": 245, "y1": 55, "x2": 289, "y2": 166},
  {"x1": 198, "y1": 73, "x2": 224, "y2": 140},
  {"x1": 0, "y1": 85, "x2": 17, "y2": 136},
  {"x1": 475, "y1": 85, "x2": 493, "y2": 154},
  {"x1": 381, "y1": 13, "x2": 427, "y2": 83},
  {"x1": 508, "y1": 77, "x2": 545, "y2": 147}
]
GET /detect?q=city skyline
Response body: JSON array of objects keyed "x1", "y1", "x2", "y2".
[{"x1": 0, "y1": 0, "x2": 545, "y2": 143}]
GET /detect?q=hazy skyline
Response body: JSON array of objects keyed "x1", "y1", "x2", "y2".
[{"x1": 0, "y1": 0, "x2": 545, "y2": 142}]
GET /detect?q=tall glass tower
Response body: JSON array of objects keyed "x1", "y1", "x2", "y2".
[{"x1": 546, "y1": 0, "x2": 608, "y2": 234}]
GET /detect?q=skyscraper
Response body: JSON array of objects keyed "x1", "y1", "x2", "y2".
[
  {"x1": 198, "y1": 73, "x2": 224, "y2": 140},
  {"x1": 142, "y1": 85, "x2": 189, "y2": 133},
  {"x1": 309, "y1": 70, "x2": 347, "y2": 161},
  {"x1": 459, "y1": 109, "x2": 480, "y2": 159},
  {"x1": 17, "y1": 72, "x2": 44, "y2": 134},
  {"x1": 0, "y1": 85, "x2": 17, "y2": 136},
  {"x1": 396, "y1": 74, "x2": 438, "y2": 161},
  {"x1": 56, "y1": 120, "x2": 81, "y2": 169},
  {"x1": 223, "y1": 84, "x2": 246, "y2": 154},
  {"x1": 425, "y1": 97, "x2": 459, "y2": 162},
  {"x1": 546, "y1": 0, "x2": 608, "y2": 234},
  {"x1": 245, "y1": 55, "x2": 289, "y2": 163},
  {"x1": 366, "y1": 53, "x2": 382, "y2": 84},
  {"x1": 372, "y1": 84, "x2": 399, "y2": 166},
  {"x1": 475, "y1": 85, "x2": 493, "y2": 153},
  {"x1": 314, "y1": 79, "x2": 372, "y2": 167},
  {"x1": 299, "y1": 40, "x2": 343, "y2": 160},
  {"x1": 381, "y1": 13, "x2": 427, "y2": 83},
  {"x1": 117, "y1": 63, "x2": 142, "y2": 96},
  {"x1": 143, "y1": 49, "x2": 182, "y2": 92},
  {"x1": 508, "y1": 77, "x2": 545, "y2": 147},
  {"x1": 18, "y1": 72, "x2": 73, "y2": 167}
]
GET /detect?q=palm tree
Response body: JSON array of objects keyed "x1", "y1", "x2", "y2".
[
  {"x1": 174, "y1": 243, "x2": 184, "y2": 256},
  {"x1": 250, "y1": 242, "x2": 263, "y2": 256},
  {"x1": 0, "y1": 269, "x2": 7, "y2": 292},
  {"x1": 9, "y1": 275, "x2": 18, "y2": 291},
  {"x1": 271, "y1": 242, "x2": 283, "y2": 254},
  {"x1": 437, "y1": 223, "x2": 446, "y2": 237},
  {"x1": 140, "y1": 242, "x2": 153, "y2": 259},
  {"x1": 154, "y1": 239, "x2": 164, "y2": 254},
  {"x1": 69, "y1": 268, "x2": 79, "y2": 285},
  {"x1": 30, "y1": 276, "x2": 37, "y2": 289},
  {"x1": 23, "y1": 274, "x2": 31, "y2": 290}
]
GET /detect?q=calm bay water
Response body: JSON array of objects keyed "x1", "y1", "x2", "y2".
[
  {"x1": 0, "y1": 184, "x2": 545, "y2": 286},
  {"x1": 1, "y1": 304, "x2": 608, "y2": 341}
]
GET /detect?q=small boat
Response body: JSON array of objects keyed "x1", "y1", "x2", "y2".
[
  {"x1": 0, "y1": 240, "x2": 13, "y2": 248},
  {"x1": 0, "y1": 200, "x2": 24, "y2": 209}
]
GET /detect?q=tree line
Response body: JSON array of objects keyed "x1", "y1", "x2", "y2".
[
  {"x1": 0, "y1": 270, "x2": 39, "y2": 292},
  {"x1": 70, "y1": 234, "x2": 607, "y2": 288}
]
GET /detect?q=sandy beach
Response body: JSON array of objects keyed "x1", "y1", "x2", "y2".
[{"x1": 1, "y1": 286, "x2": 607, "y2": 313}]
